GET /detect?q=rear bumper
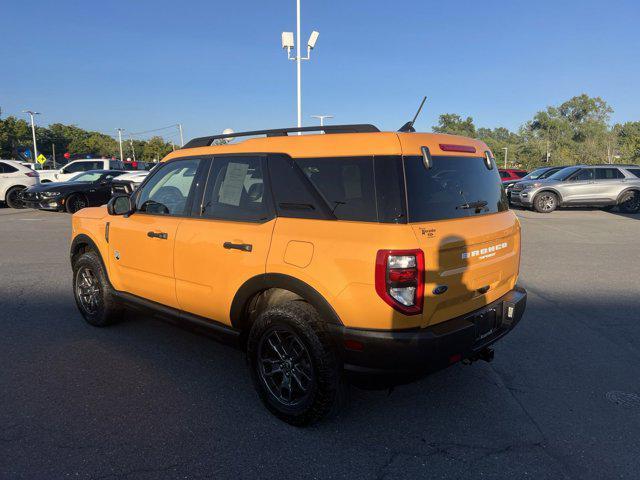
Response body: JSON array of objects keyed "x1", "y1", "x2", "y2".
[{"x1": 328, "y1": 287, "x2": 527, "y2": 377}]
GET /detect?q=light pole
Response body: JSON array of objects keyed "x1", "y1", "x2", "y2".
[
  {"x1": 116, "y1": 128, "x2": 125, "y2": 162},
  {"x1": 311, "y1": 114, "x2": 334, "y2": 127},
  {"x1": 281, "y1": 1, "x2": 319, "y2": 133},
  {"x1": 23, "y1": 110, "x2": 40, "y2": 163},
  {"x1": 177, "y1": 123, "x2": 184, "y2": 147},
  {"x1": 502, "y1": 147, "x2": 508, "y2": 169}
]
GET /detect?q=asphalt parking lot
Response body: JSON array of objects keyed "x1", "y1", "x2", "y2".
[{"x1": 1, "y1": 206, "x2": 639, "y2": 479}]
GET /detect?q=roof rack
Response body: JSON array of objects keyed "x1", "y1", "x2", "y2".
[{"x1": 182, "y1": 124, "x2": 380, "y2": 149}]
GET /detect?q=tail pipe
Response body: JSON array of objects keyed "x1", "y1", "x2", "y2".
[{"x1": 463, "y1": 347, "x2": 494, "y2": 365}]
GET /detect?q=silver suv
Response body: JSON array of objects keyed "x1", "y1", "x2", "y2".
[{"x1": 510, "y1": 165, "x2": 640, "y2": 213}]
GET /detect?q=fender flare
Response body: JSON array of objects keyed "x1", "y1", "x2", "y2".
[
  {"x1": 229, "y1": 273, "x2": 343, "y2": 330},
  {"x1": 616, "y1": 187, "x2": 640, "y2": 204},
  {"x1": 533, "y1": 188, "x2": 563, "y2": 204},
  {"x1": 70, "y1": 233, "x2": 108, "y2": 273}
]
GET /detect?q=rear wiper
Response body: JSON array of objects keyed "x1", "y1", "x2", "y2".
[{"x1": 456, "y1": 200, "x2": 488, "y2": 210}]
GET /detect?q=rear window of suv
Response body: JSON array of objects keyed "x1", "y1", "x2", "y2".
[{"x1": 403, "y1": 156, "x2": 508, "y2": 222}]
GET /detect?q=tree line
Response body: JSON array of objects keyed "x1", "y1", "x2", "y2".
[
  {"x1": 2, "y1": 94, "x2": 639, "y2": 167},
  {"x1": 0, "y1": 117, "x2": 176, "y2": 162},
  {"x1": 433, "y1": 94, "x2": 640, "y2": 168}
]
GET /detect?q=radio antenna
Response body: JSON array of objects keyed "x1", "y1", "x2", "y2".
[{"x1": 398, "y1": 96, "x2": 427, "y2": 132}]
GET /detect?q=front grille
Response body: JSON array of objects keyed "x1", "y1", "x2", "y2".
[{"x1": 22, "y1": 192, "x2": 40, "y2": 200}]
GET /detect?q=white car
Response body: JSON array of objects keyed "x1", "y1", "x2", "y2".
[
  {"x1": 38, "y1": 158, "x2": 125, "y2": 183},
  {"x1": 109, "y1": 170, "x2": 150, "y2": 195},
  {"x1": 0, "y1": 160, "x2": 39, "y2": 208}
]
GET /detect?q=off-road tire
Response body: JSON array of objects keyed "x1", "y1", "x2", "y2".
[
  {"x1": 5, "y1": 186, "x2": 26, "y2": 209},
  {"x1": 533, "y1": 191, "x2": 558, "y2": 213},
  {"x1": 72, "y1": 251, "x2": 123, "y2": 327},
  {"x1": 619, "y1": 190, "x2": 640, "y2": 214},
  {"x1": 247, "y1": 301, "x2": 343, "y2": 426},
  {"x1": 66, "y1": 194, "x2": 88, "y2": 213}
]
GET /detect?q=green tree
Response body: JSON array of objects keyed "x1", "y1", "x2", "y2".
[
  {"x1": 614, "y1": 121, "x2": 640, "y2": 163},
  {"x1": 432, "y1": 114, "x2": 477, "y2": 137}
]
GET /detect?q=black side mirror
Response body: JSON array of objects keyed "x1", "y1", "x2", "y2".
[{"x1": 107, "y1": 194, "x2": 134, "y2": 216}]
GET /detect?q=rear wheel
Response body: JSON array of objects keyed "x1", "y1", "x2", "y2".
[
  {"x1": 533, "y1": 191, "x2": 558, "y2": 213},
  {"x1": 247, "y1": 301, "x2": 343, "y2": 426},
  {"x1": 619, "y1": 191, "x2": 640, "y2": 214},
  {"x1": 5, "y1": 186, "x2": 26, "y2": 209},
  {"x1": 66, "y1": 194, "x2": 88, "y2": 213},
  {"x1": 72, "y1": 251, "x2": 123, "y2": 326}
]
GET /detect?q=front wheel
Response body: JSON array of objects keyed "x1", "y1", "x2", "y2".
[
  {"x1": 533, "y1": 191, "x2": 558, "y2": 213},
  {"x1": 72, "y1": 251, "x2": 123, "y2": 326},
  {"x1": 5, "y1": 186, "x2": 26, "y2": 209},
  {"x1": 66, "y1": 194, "x2": 88, "y2": 213},
  {"x1": 246, "y1": 301, "x2": 343, "y2": 426},
  {"x1": 619, "y1": 191, "x2": 640, "y2": 213}
]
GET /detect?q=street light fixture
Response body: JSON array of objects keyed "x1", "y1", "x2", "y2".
[
  {"x1": 23, "y1": 110, "x2": 40, "y2": 163},
  {"x1": 281, "y1": 0, "x2": 320, "y2": 133},
  {"x1": 311, "y1": 114, "x2": 334, "y2": 127}
]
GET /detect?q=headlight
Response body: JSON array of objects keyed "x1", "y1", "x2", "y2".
[
  {"x1": 41, "y1": 191, "x2": 62, "y2": 197},
  {"x1": 523, "y1": 182, "x2": 543, "y2": 190}
]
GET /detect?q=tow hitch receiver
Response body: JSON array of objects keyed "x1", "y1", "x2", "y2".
[{"x1": 463, "y1": 347, "x2": 495, "y2": 365}]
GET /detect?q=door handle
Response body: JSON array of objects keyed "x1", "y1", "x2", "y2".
[
  {"x1": 223, "y1": 241, "x2": 252, "y2": 252},
  {"x1": 147, "y1": 231, "x2": 168, "y2": 239}
]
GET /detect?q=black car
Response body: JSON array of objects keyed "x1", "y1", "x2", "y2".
[{"x1": 21, "y1": 170, "x2": 126, "y2": 213}]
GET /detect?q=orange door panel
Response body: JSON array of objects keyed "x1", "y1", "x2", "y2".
[
  {"x1": 174, "y1": 218, "x2": 276, "y2": 323},
  {"x1": 107, "y1": 214, "x2": 182, "y2": 308}
]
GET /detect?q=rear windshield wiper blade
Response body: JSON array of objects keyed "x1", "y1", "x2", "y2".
[{"x1": 456, "y1": 200, "x2": 488, "y2": 210}]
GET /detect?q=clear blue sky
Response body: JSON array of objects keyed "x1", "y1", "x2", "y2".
[{"x1": 2, "y1": 0, "x2": 639, "y2": 142}]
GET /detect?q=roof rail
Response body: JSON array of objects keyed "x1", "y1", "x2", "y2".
[{"x1": 182, "y1": 124, "x2": 380, "y2": 148}]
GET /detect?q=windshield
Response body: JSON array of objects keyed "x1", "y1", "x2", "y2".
[
  {"x1": 69, "y1": 172, "x2": 103, "y2": 182},
  {"x1": 404, "y1": 156, "x2": 508, "y2": 222},
  {"x1": 547, "y1": 166, "x2": 578, "y2": 181},
  {"x1": 523, "y1": 168, "x2": 550, "y2": 180}
]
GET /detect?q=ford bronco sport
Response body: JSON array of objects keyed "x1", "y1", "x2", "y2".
[{"x1": 70, "y1": 124, "x2": 527, "y2": 425}]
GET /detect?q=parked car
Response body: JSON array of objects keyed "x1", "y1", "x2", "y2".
[
  {"x1": 110, "y1": 170, "x2": 150, "y2": 196},
  {"x1": 70, "y1": 123, "x2": 527, "y2": 425},
  {"x1": 38, "y1": 159, "x2": 125, "y2": 183},
  {"x1": 503, "y1": 166, "x2": 568, "y2": 197},
  {"x1": 498, "y1": 168, "x2": 528, "y2": 184},
  {"x1": 510, "y1": 164, "x2": 640, "y2": 213},
  {"x1": 21, "y1": 170, "x2": 126, "y2": 213},
  {"x1": 123, "y1": 161, "x2": 155, "y2": 171},
  {"x1": 0, "y1": 159, "x2": 39, "y2": 208}
]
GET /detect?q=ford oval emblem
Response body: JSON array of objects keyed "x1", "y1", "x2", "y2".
[{"x1": 433, "y1": 285, "x2": 448, "y2": 295}]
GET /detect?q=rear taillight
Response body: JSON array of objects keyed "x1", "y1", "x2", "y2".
[
  {"x1": 375, "y1": 249, "x2": 424, "y2": 315},
  {"x1": 25, "y1": 171, "x2": 38, "y2": 178},
  {"x1": 439, "y1": 144, "x2": 476, "y2": 153}
]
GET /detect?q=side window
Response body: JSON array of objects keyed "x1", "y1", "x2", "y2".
[
  {"x1": 374, "y1": 156, "x2": 406, "y2": 223},
  {"x1": 63, "y1": 162, "x2": 88, "y2": 174},
  {"x1": 572, "y1": 168, "x2": 594, "y2": 181},
  {"x1": 500, "y1": 171, "x2": 510, "y2": 178},
  {"x1": 627, "y1": 169, "x2": 640, "y2": 179},
  {"x1": 595, "y1": 168, "x2": 623, "y2": 180},
  {"x1": 268, "y1": 154, "x2": 330, "y2": 220},
  {"x1": 136, "y1": 159, "x2": 201, "y2": 216},
  {"x1": 296, "y1": 157, "x2": 377, "y2": 222},
  {"x1": 514, "y1": 171, "x2": 528, "y2": 178},
  {"x1": 201, "y1": 156, "x2": 271, "y2": 222}
]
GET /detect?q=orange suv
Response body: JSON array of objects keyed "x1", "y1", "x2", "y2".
[{"x1": 70, "y1": 124, "x2": 527, "y2": 425}]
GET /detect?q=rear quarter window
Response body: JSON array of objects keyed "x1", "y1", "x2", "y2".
[
  {"x1": 404, "y1": 155, "x2": 508, "y2": 222},
  {"x1": 626, "y1": 168, "x2": 640, "y2": 179}
]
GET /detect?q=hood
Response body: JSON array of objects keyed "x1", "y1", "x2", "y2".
[
  {"x1": 27, "y1": 181, "x2": 92, "y2": 192},
  {"x1": 512, "y1": 178, "x2": 558, "y2": 190}
]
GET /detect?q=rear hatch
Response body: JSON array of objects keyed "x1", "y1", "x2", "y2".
[{"x1": 403, "y1": 154, "x2": 521, "y2": 327}]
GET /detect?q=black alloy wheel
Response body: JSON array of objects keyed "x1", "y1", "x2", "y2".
[
  {"x1": 75, "y1": 266, "x2": 102, "y2": 315},
  {"x1": 257, "y1": 326, "x2": 315, "y2": 407},
  {"x1": 5, "y1": 187, "x2": 26, "y2": 209},
  {"x1": 619, "y1": 191, "x2": 640, "y2": 213},
  {"x1": 66, "y1": 194, "x2": 88, "y2": 213}
]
